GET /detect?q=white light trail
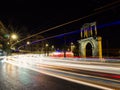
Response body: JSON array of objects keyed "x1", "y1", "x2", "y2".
[
  {"x1": 5, "y1": 60, "x2": 114, "y2": 90},
  {"x1": 7, "y1": 54, "x2": 120, "y2": 75}
]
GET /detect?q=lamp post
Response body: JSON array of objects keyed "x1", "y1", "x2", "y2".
[
  {"x1": 26, "y1": 41, "x2": 31, "y2": 52},
  {"x1": 7, "y1": 33, "x2": 18, "y2": 55},
  {"x1": 10, "y1": 33, "x2": 18, "y2": 48},
  {"x1": 11, "y1": 34, "x2": 18, "y2": 40},
  {"x1": 71, "y1": 42, "x2": 75, "y2": 52},
  {"x1": 45, "y1": 43, "x2": 49, "y2": 56},
  {"x1": 51, "y1": 45, "x2": 55, "y2": 52}
]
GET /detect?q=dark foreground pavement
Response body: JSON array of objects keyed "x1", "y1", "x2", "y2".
[{"x1": 0, "y1": 60, "x2": 100, "y2": 90}]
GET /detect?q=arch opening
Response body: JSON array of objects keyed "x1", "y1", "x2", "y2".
[{"x1": 86, "y1": 43, "x2": 92, "y2": 57}]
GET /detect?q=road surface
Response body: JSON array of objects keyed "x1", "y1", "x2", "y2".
[
  {"x1": 0, "y1": 60, "x2": 100, "y2": 90},
  {"x1": 1, "y1": 54, "x2": 120, "y2": 90}
]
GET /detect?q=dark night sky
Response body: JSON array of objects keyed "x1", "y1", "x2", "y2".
[
  {"x1": 0, "y1": 0, "x2": 120, "y2": 49},
  {"x1": 0, "y1": 0, "x2": 118, "y2": 30}
]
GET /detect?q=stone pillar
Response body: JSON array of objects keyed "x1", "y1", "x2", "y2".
[{"x1": 98, "y1": 37, "x2": 102, "y2": 59}]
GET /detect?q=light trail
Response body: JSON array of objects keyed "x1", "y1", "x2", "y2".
[
  {"x1": 7, "y1": 54, "x2": 120, "y2": 75},
  {"x1": 94, "y1": 0, "x2": 120, "y2": 11},
  {"x1": 5, "y1": 54, "x2": 120, "y2": 89},
  {"x1": 18, "y1": 30, "x2": 80, "y2": 49},
  {"x1": 18, "y1": 20, "x2": 120, "y2": 49},
  {"x1": 5, "y1": 59, "x2": 114, "y2": 90}
]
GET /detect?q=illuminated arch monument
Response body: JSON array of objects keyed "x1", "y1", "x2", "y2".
[{"x1": 78, "y1": 22, "x2": 102, "y2": 58}]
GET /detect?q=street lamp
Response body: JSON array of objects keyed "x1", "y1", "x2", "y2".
[
  {"x1": 26, "y1": 41, "x2": 31, "y2": 52},
  {"x1": 51, "y1": 45, "x2": 54, "y2": 49},
  {"x1": 45, "y1": 43, "x2": 49, "y2": 56},
  {"x1": 71, "y1": 42, "x2": 75, "y2": 52},
  {"x1": 46, "y1": 43, "x2": 49, "y2": 47},
  {"x1": 51, "y1": 45, "x2": 55, "y2": 52},
  {"x1": 11, "y1": 33, "x2": 18, "y2": 40},
  {"x1": 6, "y1": 33, "x2": 18, "y2": 55},
  {"x1": 10, "y1": 33, "x2": 18, "y2": 48},
  {"x1": 27, "y1": 41, "x2": 30, "y2": 45}
]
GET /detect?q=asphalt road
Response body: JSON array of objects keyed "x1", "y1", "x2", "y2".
[{"x1": 0, "y1": 60, "x2": 100, "y2": 90}]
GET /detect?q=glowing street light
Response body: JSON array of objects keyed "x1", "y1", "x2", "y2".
[
  {"x1": 27, "y1": 41, "x2": 30, "y2": 45},
  {"x1": 45, "y1": 43, "x2": 49, "y2": 56},
  {"x1": 9, "y1": 33, "x2": 18, "y2": 49},
  {"x1": 51, "y1": 45, "x2": 55, "y2": 52},
  {"x1": 46, "y1": 43, "x2": 49, "y2": 47},
  {"x1": 51, "y1": 45, "x2": 54, "y2": 49},
  {"x1": 71, "y1": 42, "x2": 75, "y2": 52},
  {"x1": 11, "y1": 34, "x2": 18, "y2": 40}
]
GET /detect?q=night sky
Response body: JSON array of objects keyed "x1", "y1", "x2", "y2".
[{"x1": 0, "y1": 0, "x2": 120, "y2": 49}]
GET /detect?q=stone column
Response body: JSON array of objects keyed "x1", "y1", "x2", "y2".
[{"x1": 98, "y1": 37, "x2": 102, "y2": 59}]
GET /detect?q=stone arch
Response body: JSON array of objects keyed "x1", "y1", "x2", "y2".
[
  {"x1": 78, "y1": 37, "x2": 102, "y2": 58},
  {"x1": 83, "y1": 39, "x2": 96, "y2": 57}
]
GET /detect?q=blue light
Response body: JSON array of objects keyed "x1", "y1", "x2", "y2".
[
  {"x1": 18, "y1": 20, "x2": 120, "y2": 49},
  {"x1": 56, "y1": 50, "x2": 61, "y2": 52},
  {"x1": 97, "y1": 20, "x2": 120, "y2": 29},
  {"x1": 55, "y1": 30, "x2": 80, "y2": 38}
]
